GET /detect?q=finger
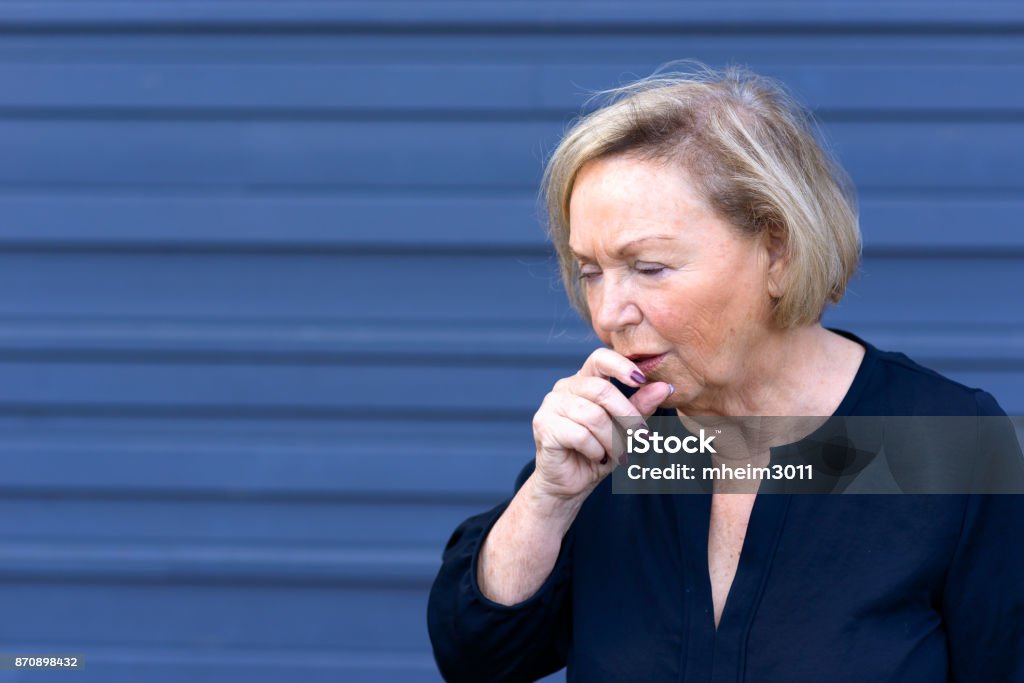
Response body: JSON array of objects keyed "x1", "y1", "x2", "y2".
[
  {"x1": 564, "y1": 376, "x2": 645, "y2": 423},
  {"x1": 563, "y1": 376, "x2": 653, "y2": 449},
  {"x1": 543, "y1": 415, "x2": 607, "y2": 463},
  {"x1": 629, "y1": 381, "x2": 676, "y2": 418},
  {"x1": 553, "y1": 393, "x2": 617, "y2": 457},
  {"x1": 577, "y1": 347, "x2": 650, "y2": 388}
]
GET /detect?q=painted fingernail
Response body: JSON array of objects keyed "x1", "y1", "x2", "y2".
[
  {"x1": 600, "y1": 455, "x2": 610, "y2": 465},
  {"x1": 618, "y1": 452, "x2": 629, "y2": 466},
  {"x1": 666, "y1": 383, "x2": 676, "y2": 394},
  {"x1": 630, "y1": 370, "x2": 646, "y2": 384}
]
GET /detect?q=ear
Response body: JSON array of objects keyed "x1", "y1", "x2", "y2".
[{"x1": 762, "y1": 221, "x2": 789, "y2": 299}]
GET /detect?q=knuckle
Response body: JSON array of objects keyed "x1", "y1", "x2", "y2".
[
  {"x1": 579, "y1": 376, "x2": 603, "y2": 395},
  {"x1": 580, "y1": 399, "x2": 607, "y2": 426},
  {"x1": 553, "y1": 376, "x2": 573, "y2": 393},
  {"x1": 571, "y1": 422, "x2": 592, "y2": 445},
  {"x1": 539, "y1": 391, "x2": 564, "y2": 413},
  {"x1": 561, "y1": 421, "x2": 585, "y2": 444},
  {"x1": 581, "y1": 348, "x2": 610, "y2": 373}
]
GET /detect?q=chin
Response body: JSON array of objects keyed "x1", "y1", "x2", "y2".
[{"x1": 657, "y1": 397, "x2": 677, "y2": 412}]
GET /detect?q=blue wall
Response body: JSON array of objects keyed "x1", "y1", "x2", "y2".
[{"x1": 0, "y1": 2, "x2": 1021, "y2": 681}]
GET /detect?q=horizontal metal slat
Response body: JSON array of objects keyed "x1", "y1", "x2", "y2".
[
  {"x1": 0, "y1": 318, "x2": 1021, "y2": 363},
  {"x1": 0, "y1": 195, "x2": 1020, "y2": 251},
  {"x1": 0, "y1": 120, "x2": 1020, "y2": 190},
  {"x1": 0, "y1": 581, "x2": 432, "y2": 650},
  {"x1": 0, "y1": 543, "x2": 441, "y2": 584},
  {"x1": 0, "y1": 2, "x2": 1021, "y2": 29},
  {"x1": 0, "y1": 64, "x2": 1022, "y2": 112},
  {"x1": 0, "y1": 441, "x2": 530, "y2": 498}
]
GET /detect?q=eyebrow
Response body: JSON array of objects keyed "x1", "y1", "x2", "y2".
[{"x1": 569, "y1": 234, "x2": 678, "y2": 261}]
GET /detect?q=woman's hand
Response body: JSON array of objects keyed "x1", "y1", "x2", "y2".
[
  {"x1": 477, "y1": 349, "x2": 674, "y2": 606},
  {"x1": 531, "y1": 348, "x2": 675, "y2": 503}
]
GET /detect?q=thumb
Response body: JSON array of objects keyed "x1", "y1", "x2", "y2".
[{"x1": 629, "y1": 381, "x2": 675, "y2": 418}]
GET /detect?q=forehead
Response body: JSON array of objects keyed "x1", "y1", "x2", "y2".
[
  {"x1": 567, "y1": 155, "x2": 709, "y2": 252},
  {"x1": 575, "y1": 152, "x2": 686, "y2": 186}
]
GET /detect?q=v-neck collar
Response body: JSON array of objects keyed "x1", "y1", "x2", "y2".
[{"x1": 671, "y1": 328, "x2": 878, "y2": 682}]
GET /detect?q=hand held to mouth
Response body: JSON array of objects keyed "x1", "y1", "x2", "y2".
[
  {"x1": 477, "y1": 348, "x2": 674, "y2": 605},
  {"x1": 531, "y1": 347, "x2": 676, "y2": 504}
]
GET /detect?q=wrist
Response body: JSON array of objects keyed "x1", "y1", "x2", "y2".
[{"x1": 520, "y1": 474, "x2": 587, "y2": 531}]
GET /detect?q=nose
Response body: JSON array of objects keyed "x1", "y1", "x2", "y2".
[{"x1": 589, "y1": 275, "x2": 642, "y2": 335}]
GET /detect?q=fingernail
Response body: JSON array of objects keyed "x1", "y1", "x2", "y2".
[
  {"x1": 630, "y1": 370, "x2": 646, "y2": 384},
  {"x1": 666, "y1": 383, "x2": 676, "y2": 394},
  {"x1": 618, "y1": 452, "x2": 629, "y2": 466},
  {"x1": 600, "y1": 454, "x2": 610, "y2": 465}
]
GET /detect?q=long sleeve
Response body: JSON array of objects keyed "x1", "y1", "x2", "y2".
[
  {"x1": 941, "y1": 492, "x2": 1024, "y2": 681},
  {"x1": 942, "y1": 390, "x2": 1024, "y2": 681},
  {"x1": 427, "y1": 463, "x2": 574, "y2": 682}
]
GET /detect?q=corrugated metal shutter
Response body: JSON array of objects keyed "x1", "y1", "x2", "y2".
[{"x1": 0, "y1": 2, "x2": 1020, "y2": 681}]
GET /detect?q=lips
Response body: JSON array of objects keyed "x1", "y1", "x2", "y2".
[{"x1": 626, "y1": 352, "x2": 667, "y2": 374}]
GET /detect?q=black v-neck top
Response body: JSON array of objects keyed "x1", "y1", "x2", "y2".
[{"x1": 427, "y1": 329, "x2": 1024, "y2": 682}]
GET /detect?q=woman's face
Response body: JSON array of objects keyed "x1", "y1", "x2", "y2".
[{"x1": 568, "y1": 154, "x2": 778, "y2": 412}]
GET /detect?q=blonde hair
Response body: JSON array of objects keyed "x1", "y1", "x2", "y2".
[{"x1": 541, "y1": 62, "x2": 860, "y2": 329}]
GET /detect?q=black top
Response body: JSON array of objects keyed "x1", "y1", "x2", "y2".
[{"x1": 427, "y1": 329, "x2": 1024, "y2": 682}]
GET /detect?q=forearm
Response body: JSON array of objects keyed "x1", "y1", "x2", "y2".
[{"x1": 477, "y1": 473, "x2": 585, "y2": 605}]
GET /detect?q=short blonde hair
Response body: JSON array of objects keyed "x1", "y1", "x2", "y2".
[{"x1": 541, "y1": 62, "x2": 860, "y2": 329}]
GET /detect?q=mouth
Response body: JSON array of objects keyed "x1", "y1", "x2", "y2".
[{"x1": 626, "y1": 352, "x2": 668, "y2": 374}]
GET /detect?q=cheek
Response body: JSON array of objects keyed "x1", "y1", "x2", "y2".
[
  {"x1": 664, "y1": 308, "x2": 721, "y2": 354},
  {"x1": 648, "y1": 282, "x2": 758, "y2": 358},
  {"x1": 644, "y1": 300, "x2": 701, "y2": 344},
  {"x1": 650, "y1": 283, "x2": 722, "y2": 335},
  {"x1": 724, "y1": 272, "x2": 772, "y2": 329},
  {"x1": 699, "y1": 252, "x2": 769, "y2": 324}
]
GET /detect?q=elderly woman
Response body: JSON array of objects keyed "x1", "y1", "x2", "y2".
[{"x1": 427, "y1": 66, "x2": 1023, "y2": 682}]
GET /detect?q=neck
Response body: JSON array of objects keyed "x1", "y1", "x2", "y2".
[
  {"x1": 674, "y1": 325, "x2": 865, "y2": 468},
  {"x1": 675, "y1": 324, "x2": 843, "y2": 418}
]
